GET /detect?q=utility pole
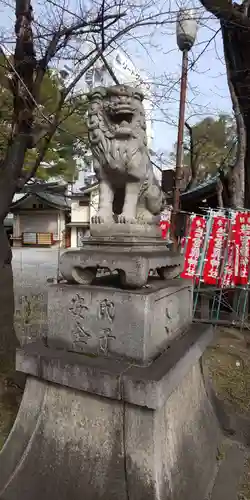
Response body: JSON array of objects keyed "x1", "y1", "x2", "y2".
[{"x1": 173, "y1": 49, "x2": 189, "y2": 213}]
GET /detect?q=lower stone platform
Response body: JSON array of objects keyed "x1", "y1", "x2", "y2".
[
  {"x1": 16, "y1": 323, "x2": 213, "y2": 409},
  {"x1": 59, "y1": 239, "x2": 183, "y2": 288},
  {"x1": 0, "y1": 323, "x2": 221, "y2": 500}
]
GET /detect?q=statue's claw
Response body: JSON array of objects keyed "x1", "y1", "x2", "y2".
[
  {"x1": 117, "y1": 214, "x2": 137, "y2": 224},
  {"x1": 91, "y1": 215, "x2": 105, "y2": 224}
]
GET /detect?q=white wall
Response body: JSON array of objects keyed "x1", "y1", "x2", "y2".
[
  {"x1": 70, "y1": 189, "x2": 99, "y2": 225},
  {"x1": 13, "y1": 214, "x2": 20, "y2": 238},
  {"x1": 19, "y1": 212, "x2": 58, "y2": 235},
  {"x1": 70, "y1": 193, "x2": 98, "y2": 248},
  {"x1": 71, "y1": 201, "x2": 90, "y2": 224},
  {"x1": 71, "y1": 226, "x2": 77, "y2": 248},
  {"x1": 58, "y1": 211, "x2": 66, "y2": 242}
]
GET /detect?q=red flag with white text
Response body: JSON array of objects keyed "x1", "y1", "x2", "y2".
[
  {"x1": 180, "y1": 215, "x2": 206, "y2": 280},
  {"x1": 203, "y1": 216, "x2": 227, "y2": 285}
]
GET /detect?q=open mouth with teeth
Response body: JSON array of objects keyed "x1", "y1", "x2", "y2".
[{"x1": 110, "y1": 111, "x2": 134, "y2": 126}]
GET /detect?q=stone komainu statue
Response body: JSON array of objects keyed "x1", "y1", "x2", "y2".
[{"x1": 87, "y1": 85, "x2": 165, "y2": 224}]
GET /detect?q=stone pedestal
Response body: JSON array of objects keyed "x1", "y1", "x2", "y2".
[
  {"x1": 0, "y1": 279, "x2": 221, "y2": 500},
  {"x1": 0, "y1": 83, "x2": 221, "y2": 499},
  {"x1": 47, "y1": 280, "x2": 192, "y2": 363},
  {"x1": 59, "y1": 237, "x2": 183, "y2": 288}
]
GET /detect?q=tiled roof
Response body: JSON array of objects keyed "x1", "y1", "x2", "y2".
[
  {"x1": 37, "y1": 192, "x2": 70, "y2": 209},
  {"x1": 10, "y1": 192, "x2": 70, "y2": 210},
  {"x1": 181, "y1": 175, "x2": 219, "y2": 202}
]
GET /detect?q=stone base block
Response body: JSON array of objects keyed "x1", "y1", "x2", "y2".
[
  {"x1": 16, "y1": 323, "x2": 213, "y2": 409},
  {"x1": 59, "y1": 240, "x2": 183, "y2": 288},
  {"x1": 90, "y1": 221, "x2": 163, "y2": 239},
  {"x1": 0, "y1": 325, "x2": 220, "y2": 500},
  {"x1": 47, "y1": 280, "x2": 192, "y2": 364}
]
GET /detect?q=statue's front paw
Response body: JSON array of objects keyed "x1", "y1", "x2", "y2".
[
  {"x1": 91, "y1": 214, "x2": 105, "y2": 224},
  {"x1": 117, "y1": 214, "x2": 136, "y2": 224}
]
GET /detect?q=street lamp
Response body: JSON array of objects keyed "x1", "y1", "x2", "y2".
[{"x1": 172, "y1": 9, "x2": 198, "y2": 230}]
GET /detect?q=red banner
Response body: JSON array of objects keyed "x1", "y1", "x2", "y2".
[
  {"x1": 180, "y1": 216, "x2": 206, "y2": 280},
  {"x1": 166, "y1": 209, "x2": 250, "y2": 287},
  {"x1": 203, "y1": 216, "x2": 228, "y2": 285},
  {"x1": 234, "y1": 213, "x2": 250, "y2": 285},
  {"x1": 220, "y1": 220, "x2": 236, "y2": 288}
]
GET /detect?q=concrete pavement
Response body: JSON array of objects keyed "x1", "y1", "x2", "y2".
[
  {"x1": 12, "y1": 248, "x2": 63, "y2": 345},
  {"x1": 12, "y1": 248, "x2": 60, "y2": 284}
]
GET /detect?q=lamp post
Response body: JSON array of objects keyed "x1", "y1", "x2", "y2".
[{"x1": 172, "y1": 9, "x2": 198, "y2": 244}]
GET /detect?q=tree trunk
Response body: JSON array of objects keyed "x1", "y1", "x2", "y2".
[
  {"x1": 216, "y1": 179, "x2": 224, "y2": 208},
  {"x1": 221, "y1": 20, "x2": 246, "y2": 208},
  {"x1": 0, "y1": 0, "x2": 36, "y2": 382},
  {"x1": 0, "y1": 224, "x2": 18, "y2": 371},
  {"x1": 184, "y1": 121, "x2": 200, "y2": 190},
  {"x1": 199, "y1": 1, "x2": 250, "y2": 209},
  {"x1": 0, "y1": 138, "x2": 33, "y2": 373}
]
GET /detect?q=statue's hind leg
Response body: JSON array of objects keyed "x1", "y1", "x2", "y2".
[{"x1": 136, "y1": 206, "x2": 158, "y2": 224}]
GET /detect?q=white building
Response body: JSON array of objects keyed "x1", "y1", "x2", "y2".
[{"x1": 69, "y1": 183, "x2": 99, "y2": 247}]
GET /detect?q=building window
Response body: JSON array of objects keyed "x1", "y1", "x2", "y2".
[
  {"x1": 32, "y1": 203, "x2": 37, "y2": 208},
  {"x1": 79, "y1": 201, "x2": 87, "y2": 207}
]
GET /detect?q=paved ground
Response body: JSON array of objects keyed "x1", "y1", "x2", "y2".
[
  {"x1": 209, "y1": 441, "x2": 247, "y2": 500},
  {"x1": 12, "y1": 247, "x2": 60, "y2": 286},
  {"x1": 12, "y1": 248, "x2": 63, "y2": 345},
  {"x1": 0, "y1": 248, "x2": 63, "y2": 448}
]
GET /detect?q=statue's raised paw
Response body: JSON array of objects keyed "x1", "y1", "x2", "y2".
[{"x1": 117, "y1": 214, "x2": 137, "y2": 224}]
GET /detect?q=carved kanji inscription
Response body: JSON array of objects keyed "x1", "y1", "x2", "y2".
[
  {"x1": 69, "y1": 294, "x2": 92, "y2": 347},
  {"x1": 98, "y1": 299, "x2": 116, "y2": 353},
  {"x1": 99, "y1": 299, "x2": 115, "y2": 322}
]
